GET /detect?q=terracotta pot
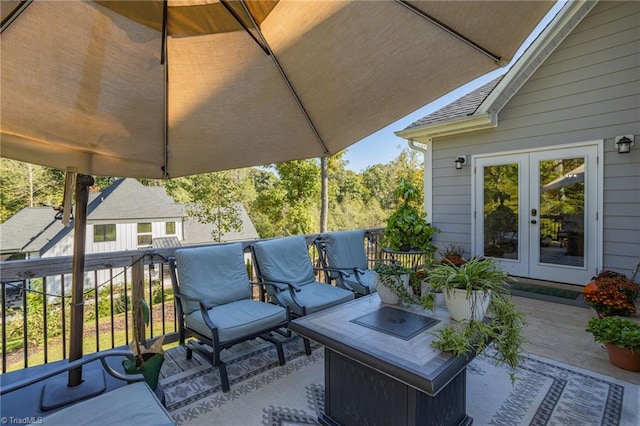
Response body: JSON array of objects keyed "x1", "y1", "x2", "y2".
[{"x1": 604, "y1": 343, "x2": 640, "y2": 372}]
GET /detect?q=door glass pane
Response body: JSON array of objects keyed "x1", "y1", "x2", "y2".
[
  {"x1": 539, "y1": 158, "x2": 585, "y2": 267},
  {"x1": 483, "y1": 164, "x2": 519, "y2": 260}
]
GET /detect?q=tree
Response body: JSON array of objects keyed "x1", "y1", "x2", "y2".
[
  {"x1": 0, "y1": 159, "x2": 65, "y2": 222},
  {"x1": 182, "y1": 171, "x2": 243, "y2": 242}
]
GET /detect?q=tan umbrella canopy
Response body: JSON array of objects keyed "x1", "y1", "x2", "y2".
[
  {"x1": 0, "y1": 0, "x2": 555, "y2": 401},
  {"x1": 1, "y1": 0, "x2": 554, "y2": 179}
]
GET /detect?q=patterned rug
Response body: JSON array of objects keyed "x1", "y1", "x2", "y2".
[{"x1": 159, "y1": 337, "x2": 639, "y2": 426}]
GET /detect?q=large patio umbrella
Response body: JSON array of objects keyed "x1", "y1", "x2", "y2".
[{"x1": 0, "y1": 0, "x2": 555, "y2": 404}]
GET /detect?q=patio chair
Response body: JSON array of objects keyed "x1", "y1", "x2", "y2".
[
  {"x1": 316, "y1": 229, "x2": 380, "y2": 296},
  {"x1": 250, "y1": 236, "x2": 355, "y2": 353},
  {"x1": 169, "y1": 243, "x2": 290, "y2": 393}
]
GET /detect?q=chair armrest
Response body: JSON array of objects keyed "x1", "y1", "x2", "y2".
[
  {"x1": 174, "y1": 291, "x2": 214, "y2": 310},
  {"x1": 0, "y1": 350, "x2": 144, "y2": 396},
  {"x1": 250, "y1": 280, "x2": 290, "y2": 292},
  {"x1": 255, "y1": 277, "x2": 302, "y2": 292}
]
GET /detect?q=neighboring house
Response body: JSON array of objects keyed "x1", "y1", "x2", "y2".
[
  {"x1": 397, "y1": 1, "x2": 639, "y2": 285},
  {"x1": 0, "y1": 177, "x2": 258, "y2": 261}
]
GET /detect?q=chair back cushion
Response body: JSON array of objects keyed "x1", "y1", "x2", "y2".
[
  {"x1": 324, "y1": 230, "x2": 368, "y2": 270},
  {"x1": 175, "y1": 243, "x2": 251, "y2": 314},
  {"x1": 252, "y1": 236, "x2": 316, "y2": 286}
]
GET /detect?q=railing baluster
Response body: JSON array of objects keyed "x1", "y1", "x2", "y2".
[
  {"x1": 94, "y1": 270, "x2": 99, "y2": 353},
  {"x1": 2, "y1": 282, "x2": 7, "y2": 373},
  {"x1": 61, "y1": 274, "x2": 67, "y2": 360},
  {"x1": 109, "y1": 269, "x2": 115, "y2": 348},
  {"x1": 42, "y1": 277, "x2": 48, "y2": 365},
  {"x1": 21, "y1": 280, "x2": 27, "y2": 369}
]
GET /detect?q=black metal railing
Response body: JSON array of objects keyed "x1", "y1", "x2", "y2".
[{"x1": 0, "y1": 229, "x2": 385, "y2": 373}]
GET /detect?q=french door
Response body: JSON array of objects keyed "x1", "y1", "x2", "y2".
[{"x1": 473, "y1": 146, "x2": 599, "y2": 284}]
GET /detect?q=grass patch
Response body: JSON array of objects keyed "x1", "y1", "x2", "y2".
[{"x1": 509, "y1": 282, "x2": 581, "y2": 299}]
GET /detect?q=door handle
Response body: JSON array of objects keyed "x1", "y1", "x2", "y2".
[{"x1": 531, "y1": 220, "x2": 537, "y2": 224}]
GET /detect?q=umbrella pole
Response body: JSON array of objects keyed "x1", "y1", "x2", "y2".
[
  {"x1": 40, "y1": 174, "x2": 106, "y2": 411},
  {"x1": 67, "y1": 174, "x2": 94, "y2": 386}
]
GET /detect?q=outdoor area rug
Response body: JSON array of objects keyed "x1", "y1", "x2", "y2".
[{"x1": 159, "y1": 336, "x2": 639, "y2": 426}]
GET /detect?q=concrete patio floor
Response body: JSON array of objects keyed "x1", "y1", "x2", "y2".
[{"x1": 514, "y1": 293, "x2": 640, "y2": 385}]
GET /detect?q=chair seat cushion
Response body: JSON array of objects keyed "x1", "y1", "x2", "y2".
[
  {"x1": 185, "y1": 299, "x2": 287, "y2": 343},
  {"x1": 277, "y1": 282, "x2": 354, "y2": 316},
  {"x1": 43, "y1": 382, "x2": 174, "y2": 426}
]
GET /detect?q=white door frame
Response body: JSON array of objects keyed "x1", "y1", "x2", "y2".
[{"x1": 472, "y1": 141, "x2": 603, "y2": 285}]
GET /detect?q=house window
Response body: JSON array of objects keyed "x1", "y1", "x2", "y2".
[
  {"x1": 94, "y1": 224, "x2": 116, "y2": 243},
  {"x1": 166, "y1": 221, "x2": 176, "y2": 235},
  {"x1": 137, "y1": 223, "x2": 152, "y2": 247}
]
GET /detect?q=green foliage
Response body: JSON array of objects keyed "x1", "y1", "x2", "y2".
[
  {"x1": 429, "y1": 258, "x2": 525, "y2": 384},
  {"x1": 428, "y1": 257, "x2": 513, "y2": 294},
  {"x1": 373, "y1": 262, "x2": 435, "y2": 311},
  {"x1": 6, "y1": 280, "x2": 65, "y2": 350},
  {"x1": 586, "y1": 316, "x2": 640, "y2": 352},
  {"x1": 382, "y1": 179, "x2": 439, "y2": 255}
]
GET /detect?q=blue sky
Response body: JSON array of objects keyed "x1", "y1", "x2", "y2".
[{"x1": 342, "y1": 1, "x2": 565, "y2": 173}]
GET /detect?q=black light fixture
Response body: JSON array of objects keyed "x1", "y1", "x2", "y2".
[
  {"x1": 615, "y1": 135, "x2": 634, "y2": 154},
  {"x1": 454, "y1": 156, "x2": 466, "y2": 170}
]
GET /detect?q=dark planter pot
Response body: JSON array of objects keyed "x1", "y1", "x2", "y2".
[
  {"x1": 123, "y1": 352, "x2": 165, "y2": 390},
  {"x1": 604, "y1": 343, "x2": 640, "y2": 372}
]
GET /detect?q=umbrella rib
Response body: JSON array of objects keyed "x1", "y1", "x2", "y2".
[
  {"x1": 395, "y1": 0, "x2": 502, "y2": 64},
  {"x1": 235, "y1": 0, "x2": 330, "y2": 156},
  {"x1": 1, "y1": 0, "x2": 32, "y2": 34},
  {"x1": 220, "y1": 0, "x2": 269, "y2": 55}
]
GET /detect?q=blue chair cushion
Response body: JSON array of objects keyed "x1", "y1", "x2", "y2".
[
  {"x1": 175, "y1": 243, "x2": 251, "y2": 314},
  {"x1": 43, "y1": 382, "x2": 174, "y2": 426},
  {"x1": 252, "y1": 236, "x2": 316, "y2": 285},
  {"x1": 185, "y1": 299, "x2": 287, "y2": 343},
  {"x1": 276, "y1": 282, "x2": 354, "y2": 316},
  {"x1": 324, "y1": 230, "x2": 368, "y2": 271}
]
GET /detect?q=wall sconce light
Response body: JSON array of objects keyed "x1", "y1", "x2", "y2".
[
  {"x1": 615, "y1": 135, "x2": 634, "y2": 154},
  {"x1": 454, "y1": 156, "x2": 466, "y2": 170}
]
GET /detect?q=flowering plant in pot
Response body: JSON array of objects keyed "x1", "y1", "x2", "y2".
[
  {"x1": 583, "y1": 271, "x2": 639, "y2": 317},
  {"x1": 586, "y1": 316, "x2": 640, "y2": 371}
]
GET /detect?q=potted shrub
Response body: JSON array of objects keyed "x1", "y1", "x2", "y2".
[
  {"x1": 583, "y1": 271, "x2": 639, "y2": 317},
  {"x1": 381, "y1": 179, "x2": 440, "y2": 260},
  {"x1": 428, "y1": 257, "x2": 526, "y2": 382},
  {"x1": 428, "y1": 257, "x2": 511, "y2": 321},
  {"x1": 122, "y1": 298, "x2": 165, "y2": 391},
  {"x1": 439, "y1": 244, "x2": 467, "y2": 267},
  {"x1": 373, "y1": 261, "x2": 412, "y2": 305},
  {"x1": 373, "y1": 262, "x2": 436, "y2": 310},
  {"x1": 586, "y1": 316, "x2": 640, "y2": 371}
]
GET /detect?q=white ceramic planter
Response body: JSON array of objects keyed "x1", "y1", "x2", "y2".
[
  {"x1": 374, "y1": 273, "x2": 409, "y2": 304},
  {"x1": 444, "y1": 288, "x2": 492, "y2": 321}
]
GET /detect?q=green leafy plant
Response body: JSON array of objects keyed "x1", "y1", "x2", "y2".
[
  {"x1": 122, "y1": 298, "x2": 165, "y2": 390},
  {"x1": 382, "y1": 179, "x2": 439, "y2": 257},
  {"x1": 428, "y1": 257, "x2": 513, "y2": 295},
  {"x1": 586, "y1": 316, "x2": 640, "y2": 353},
  {"x1": 373, "y1": 262, "x2": 435, "y2": 311},
  {"x1": 428, "y1": 257, "x2": 525, "y2": 383}
]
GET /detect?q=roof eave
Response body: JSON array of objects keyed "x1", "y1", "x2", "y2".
[
  {"x1": 395, "y1": 112, "x2": 497, "y2": 143},
  {"x1": 477, "y1": 0, "x2": 597, "y2": 115}
]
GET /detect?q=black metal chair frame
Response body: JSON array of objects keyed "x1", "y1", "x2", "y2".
[
  {"x1": 169, "y1": 257, "x2": 291, "y2": 393},
  {"x1": 315, "y1": 231, "x2": 398, "y2": 297}
]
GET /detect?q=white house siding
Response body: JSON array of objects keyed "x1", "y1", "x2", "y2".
[
  {"x1": 430, "y1": 1, "x2": 639, "y2": 278},
  {"x1": 39, "y1": 219, "x2": 184, "y2": 295}
]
